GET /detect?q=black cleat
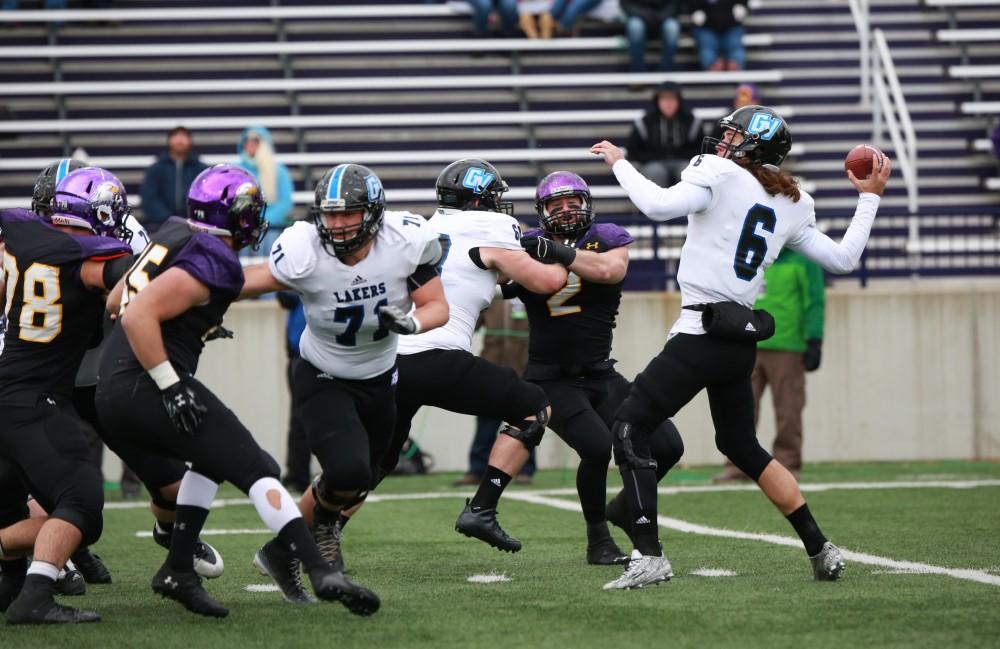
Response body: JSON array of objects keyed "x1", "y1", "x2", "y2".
[
  {"x1": 252, "y1": 539, "x2": 315, "y2": 604},
  {"x1": 0, "y1": 573, "x2": 24, "y2": 613},
  {"x1": 70, "y1": 548, "x2": 112, "y2": 584},
  {"x1": 586, "y1": 522, "x2": 629, "y2": 565},
  {"x1": 54, "y1": 566, "x2": 86, "y2": 596},
  {"x1": 151, "y1": 564, "x2": 228, "y2": 618},
  {"x1": 312, "y1": 518, "x2": 345, "y2": 573},
  {"x1": 455, "y1": 499, "x2": 522, "y2": 553},
  {"x1": 6, "y1": 580, "x2": 100, "y2": 625},
  {"x1": 152, "y1": 524, "x2": 225, "y2": 579},
  {"x1": 307, "y1": 566, "x2": 380, "y2": 617}
]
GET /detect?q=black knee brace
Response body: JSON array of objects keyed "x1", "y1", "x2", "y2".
[
  {"x1": 313, "y1": 474, "x2": 367, "y2": 511},
  {"x1": 612, "y1": 421, "x2": 658, "y2": 472},
  {"x1": 499, "y1": 406, "x2": 549, "y2": 449},
  {"x1": 149, "y1": 489, "x2": 177, "y2": 512}
]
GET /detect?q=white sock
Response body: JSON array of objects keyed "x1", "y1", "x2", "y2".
[
  {"x1": 26, "y1": 560, "x2": 59, "y2": 582},
  {"x1": 177, "y1": 470, "x2": 219, "y2": 510},
  {"x1": 248, "y1": 477, "x2": 301, "y2": 533}
]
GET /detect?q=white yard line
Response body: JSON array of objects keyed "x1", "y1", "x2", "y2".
[
  {"x1": 105, "y1": 478, "x2": 1000, "y2": 511},
  {"x1": 506, "y1": 492, "x2": 1000, "y2": 588}
]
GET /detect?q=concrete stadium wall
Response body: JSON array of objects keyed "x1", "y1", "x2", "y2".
[{"x1": 101, "y1": 282, "x2": 1000, "y2": 479}]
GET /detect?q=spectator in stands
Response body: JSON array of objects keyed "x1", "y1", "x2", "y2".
[
  {"x1": 713, "y1": 249, "x2": 826, "y2": 482},
  {"x1": 466, "y1": 0, "x2": 519, "y2": 37},
  {"x1": 517, "y1": 0, "x2": 547, "y2": 38},
  {"x1": 237, "y1": 125, "x2": 294, "y2": 255},
  {"x1": 621, "y1": 0, "x2": 681, "y2": 72},
  {"x1": 541, "y1": 0, "x2": 602, "y2": 36},
  {"x1": 139, "y1": 126, "x2": 208, "y2": 232},
  {"x1": 453, "y1": 299, "x2": 537, "y2": 486},
  {"x1": 690, "y1": 0, "x2": 749, "y2": 71},
  {"x1": 277, "y1": 291, "x2": 310, "y2": 493},
  {"x1": 625, "y1": 81, "x2": 702, "y2": 187},
  {"x1": 706, "y1": 82, "x2": 759, "y2": 140}
]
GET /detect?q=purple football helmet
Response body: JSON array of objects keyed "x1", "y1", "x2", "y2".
[
  {"x1": 51, "y1": 167, "x2": 131, "y2": 241},
  {"x1": 186, "y1": 165, "x2": 267, "y2": 250},
  {"x1": 535, "y1": 171, "x2": 594, "y2": 237}
]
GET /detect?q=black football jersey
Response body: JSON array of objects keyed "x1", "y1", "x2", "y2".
[
  {"x1": 0, "y1": 208, "x2": 131, "y2": 405},
  {"x1": 516, "y1": 223, "x2": 634, "y2": 370},
  {"x1": 100, "y1": 216, "x2": 244, "y2": 381}
]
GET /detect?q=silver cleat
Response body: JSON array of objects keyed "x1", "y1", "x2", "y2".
[
  {"x1": 602, "y1": 549, "x2": 673, "y2": 591},
  {"x1": 810, "y1": 542, "x2": 846, "y2": 581}
]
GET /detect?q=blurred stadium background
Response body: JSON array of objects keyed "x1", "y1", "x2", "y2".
[{"x1": 1, "y1": 0, "x2": 998, "y2": 475}]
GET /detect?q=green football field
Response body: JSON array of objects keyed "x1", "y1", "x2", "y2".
[{"x1": 5, "y1": 461, "x2": 999, "y2": 648}]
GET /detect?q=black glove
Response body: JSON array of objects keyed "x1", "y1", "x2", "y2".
[
  {"x1": 161, "y1": 380, "x2": 208, "y2": 437},
  {"x1": 803, "y1": 338, "x2": 822, "y2": 372},
  {"x1": 204, "y1": 325, "x2": 234, "y2": 342},
  {"x1": 377, "y1": 305, "x2": 420, "y2": 335},
  {"x1": 521, "y1": 236, "x2": 577, "y2": 266}
]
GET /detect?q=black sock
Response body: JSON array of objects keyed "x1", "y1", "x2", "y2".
[
  {"x1": 277, "y1": 519, "x2": 327, "y2": 572},
  {"x1": 313, "y1": 502, "x2": 339, "y2": 526},
  {"x1": 156, "y1": 520, "x2": 175, "y2": 535},
  {"x1": 577, "y1": 457, "x2": 609, "y2": 524},
  {"x1": 166, "y1": 505, "x2": 209, "y2": 572},
  {"x1": 1, "y1": 557, "x2": 28, "y2": 583},
  {"x1": 337, "y1": 513, "x2": 351, "y2": 530},
  {"x1": 469, "y1": 466, "x2": 511, "y2": 511},
  {"x1": 586, "y1": 521, "x2": 612, "y2": 544},
  {"x1": 786, "y1": 503, "x2": 827, "y2": 556},
  {"x1": 622, "y1": 466, "x2": 660, "y2": 556},
  {"x1": 20, "y1": 573, "x2": 55, "y2": 598}
]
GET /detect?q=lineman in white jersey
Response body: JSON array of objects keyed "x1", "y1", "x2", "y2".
[
  {"x1": 300, "y1": 159, "x2": 569, "y2": 563},
  {"x1": 591, "y1": 105, "x2": 891, "y2": 589},
  {"x1": 240, "y1": 164, "x2": 449, "y2": 582}
]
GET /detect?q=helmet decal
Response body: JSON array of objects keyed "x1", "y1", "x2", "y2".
[
  {"x1": 747, "y1": 111, "x2": 783, "y2": 141},
  {"x1": 461, "y1": 167, "x2": 496, "y2": 194},
  {"x1": 365, "y1": 174, "x2": 382, "y2": 201}
]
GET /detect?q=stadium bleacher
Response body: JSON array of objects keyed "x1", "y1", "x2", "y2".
[{"x1": 0, "y1": 0, "x2": 998, "y2": 284}]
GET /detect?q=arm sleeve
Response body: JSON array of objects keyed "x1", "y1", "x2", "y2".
[
  {"x1": 267, "y1": 222, "x2": 317, "y2": 291},
  {"x1": 139, "y1": 165, "x2": 171, "y2": 222},
  {"x1": 803, "y1": 259, "x2": 826, "y2": 340},
  {"x1": 612, "y1": 159, "x2": 713, "y2": 221},
  {"x1": 171, "y1": 234, "x2": 244, "y2": 297},
  {"x1": 787, "y1": 193, "x2": 880, "y2": 274},
  {"x1": 102, "y1": 253, "x2": 135, "y2": 290},
  {"x1": 407, "y1": 236, "x2": 443, "y2": 291}
]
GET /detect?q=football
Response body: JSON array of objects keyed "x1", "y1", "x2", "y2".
[{"x1": 844, "y1": 144, "x2": 883, "y2": 179}]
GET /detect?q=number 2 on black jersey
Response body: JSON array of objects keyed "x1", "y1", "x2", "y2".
[
  {"x1": 2, "y1": 251, "x2": 62, "y2": 343},
  {"x1": 733, "y1": 204, "x2": 776, "y2": 281}
]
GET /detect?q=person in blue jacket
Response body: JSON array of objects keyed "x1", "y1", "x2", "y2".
[
  {"x1": 140, "y1": 127, "x2": 208, "y2": 232},
  {"x1": 236, "y1": 126, "x2": 295, "y2": 256}
]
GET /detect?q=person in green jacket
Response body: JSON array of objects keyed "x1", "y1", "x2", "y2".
[{"x1": 713, "y1": 247, "x2": 825, "y2": 482}]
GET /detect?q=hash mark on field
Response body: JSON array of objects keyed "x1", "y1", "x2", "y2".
[
  {"x1": 691, "y1": 568, "x2": 737, "y2": 577},
  {"x1": 506, "y1": 492, "x2": 1000, "y2": 588},
  {"x1": 467, "y1": 574, "x2": 511, "y2": 583},
  {"x1": 245, "y1": 584, "x2": 281, "y2": 593},
  {"x1": 135, "y1": 528, "x2": 269, "y2": 537}
]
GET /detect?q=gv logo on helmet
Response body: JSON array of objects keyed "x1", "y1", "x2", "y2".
[
  {"x1": 364, "y1": 174, "x2": 382, "y2": 201},
  {"x1": 747, "y1": 112, "x2": 782, "y2": 141},
  {"x1": 461, "y1": 167, "x2": 495, "y2": 194}
]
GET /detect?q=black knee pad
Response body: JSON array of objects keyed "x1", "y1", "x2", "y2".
[
  {"x1": 611, "y1": 421, "x2": 657, "y2": 472},
  {"x1": 501, "y1": 404, "x2": 549, "y2": 450},
  {"x1": 49, "y1": 466, "x2": 105, "y2": 547},
  {"x1": 149, "y1": 489, "x2": 176, "y2": 512},
  {"x1": 717, "y1": 436, "x2": 772, "y2": 481},
  {"x1": 649, "y1": 419, "x2": 685, "y2": 471},
  {"x1": 313, "y1": 474, "x2": 367, "y2": 511}
]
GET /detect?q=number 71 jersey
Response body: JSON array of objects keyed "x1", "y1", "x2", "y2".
[
  {"x1": 676, "y1": 154, "x2": 817, "y2": 311},
  {"x1": 269, "y1": 212, "x2": 440, "y2": 380}
]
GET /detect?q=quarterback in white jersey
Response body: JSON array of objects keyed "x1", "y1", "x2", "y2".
[
  {"x1": 592, "y1": 105, "x2": 891, "y2": 590},
  {"x1": 299, "y1": 158, "x2": 569, "y2": 560},
  {"x1": 240, "y1": 164, "x2": 448, "y2": 574}
]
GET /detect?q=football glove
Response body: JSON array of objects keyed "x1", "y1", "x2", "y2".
[
  {"x1": 161, "y1": 380, "x2": 208, "y2": 437},
  {"x1": 377, "y1": 305, "x2": 421, "y2": 335},
  {"x1": 521, "y1": 236, "x2": 577, "y2": 267},
  {"x1": 803, "y1": 338, "x2": 822, "y2": 372}
]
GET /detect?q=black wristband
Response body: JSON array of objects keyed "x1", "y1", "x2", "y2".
[{"x1": 551, "y1": 241, "x2": 577, "y2": 266}]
